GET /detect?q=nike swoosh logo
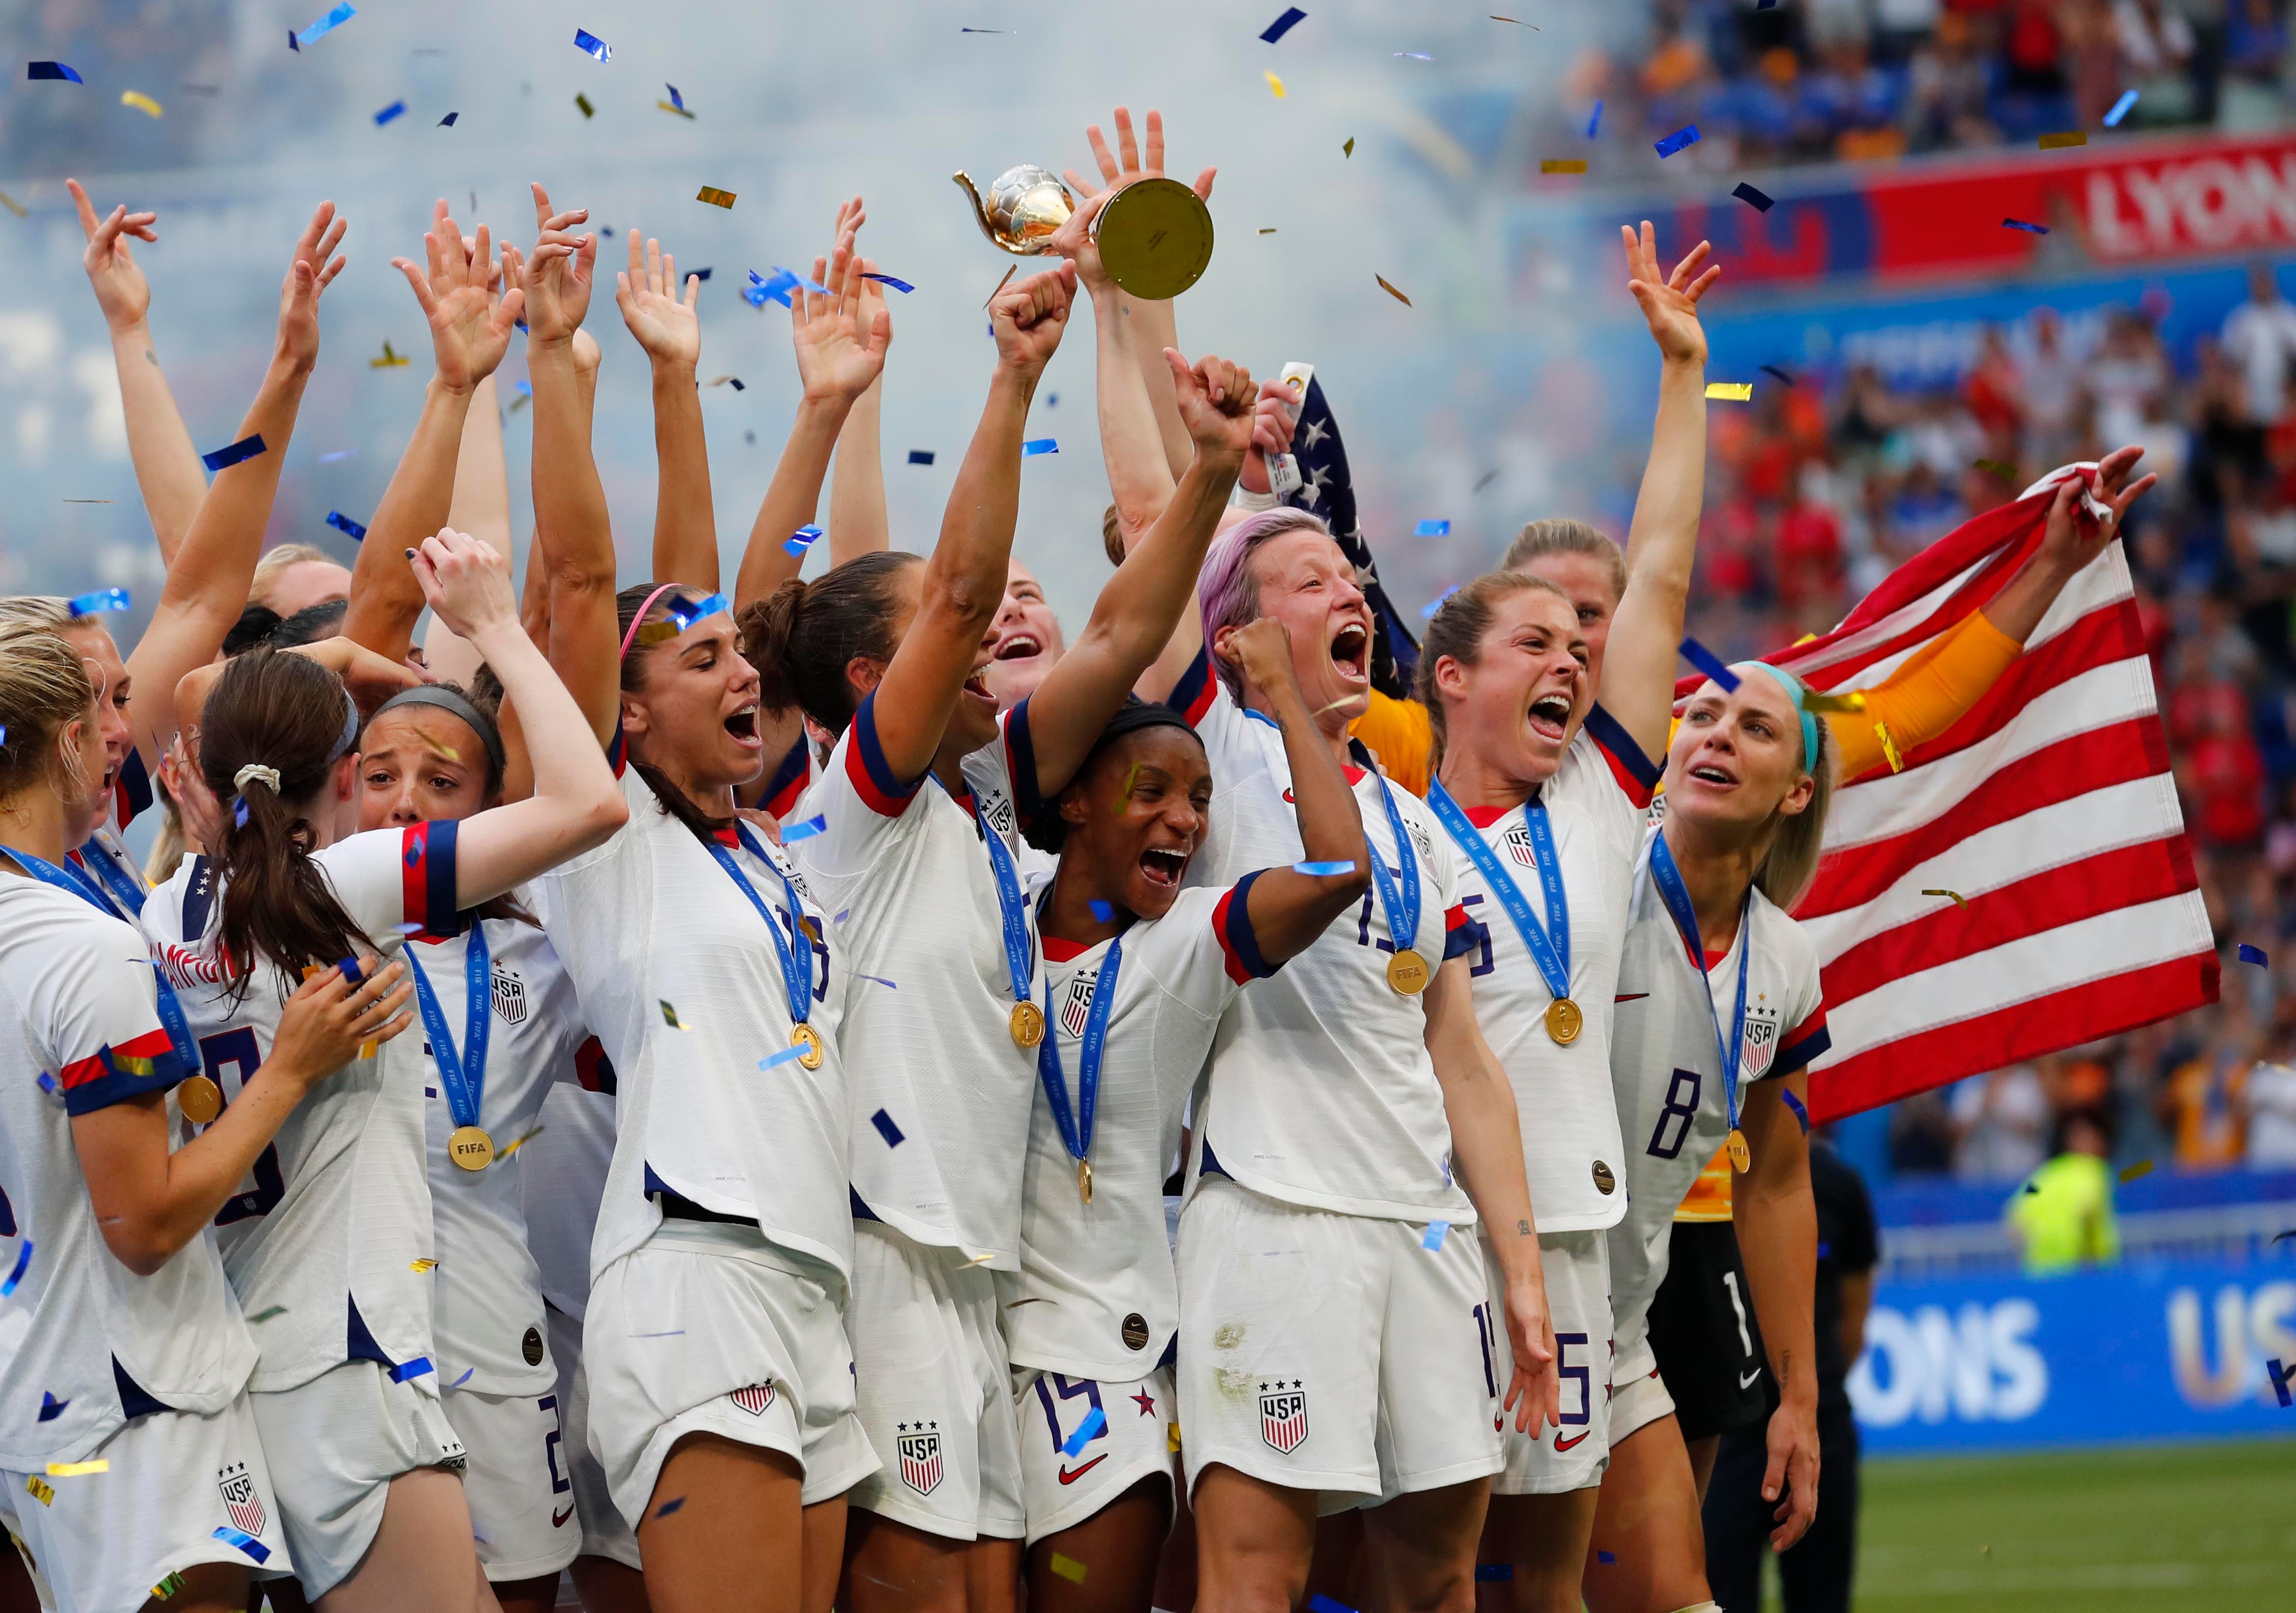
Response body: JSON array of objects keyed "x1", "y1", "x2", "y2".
[
  {"x1": 1614, "y1": 993, "x2": 1649, "y2": 1002},
  {"x1": 1057, "y1": 1455, "x2": 1109, "y2": 1485},
  {"x1": 1739, "y1": 1369, "x2": 1762, "y2": 1389},
  {"x1": 552, "y1": 1505, "x2": 576, "y2": 1528},
  {"x1": 1554, "y1": 1430, "x2": 1590, "y2": 1451}
]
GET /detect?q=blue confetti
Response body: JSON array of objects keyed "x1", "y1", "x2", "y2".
[
  {"x1": 861, "y1": 273, "x2": 915, "y2": 293},
  {"x1": 908, "y1": 450, "x2": 936, "y2": 466},
  {"x1": 67, "y1": 588, "x2": 130, "y2": 617},
  {"x1": 1089, "y1": 900, "x2": 1114, "y2": 922},
  {"x1": 318, "y1": 449, "x2": 358, "y2": 463},
  {"x1": 783, "y1": 523, "x2": 823, "y2": 558},
  {"x1": 1596, "y1": 1550, "x2": 1617, "y2": 1565},
  {"x1": 2240, "y1": 943, "x2": 2269, "y2": 966},
  {"x1": 26, "y1": 62, "x2": 83, "y2": 83},
  {"x1": 1474, "y1": 1565, "x2": 1513, "y2": 1582},
  {"x1": 388, "y1": 1356, "x2": 433, "y2": 1382},
  {"x1": 213, "y1": 1525, "x2": 270, "y2": 1564},
  {"x1": 295, "y1": 3, "x2": 356, "y2": 47},
  {"x1": 37, "y1": 1392, "x2": 65, "y2": 1422},
  {"x1": 1308, "y1": 1597, "x2": 1357, "y2": 1613},
  {"x1": 654, "y1": 1496, "x2": 686, "y2": 1518},
  {"x1": 1414, "y1": 518, "x2": 1451, "y2": 537},
  {"x1": 2, "y1": 1241, "x2": 28, "y2": 1297},
  {"x1": 1782, "y1": 1087, "x2": 1810, "y2": 1135},
  {"x1": 782, "y1": 815, "x2": 827, "y2": 844},
  {"x1": 1260, "y1": 7, "x2": 1308, "y2": 44},
  {"x1": 338, "y1": 957, "x2": 364, "y2": 986},
  {"x1": 2105, "y1": 89, "x2": 2138, "y2": 128},
  {"x1": 1422, "y1": 1220, "x2": 1450, "y2": 1251},
  {"x1": 1817, "y1": 1241, "x2": 1831, "y2": 1258},
  {"x1": 666, "y1": 591, "x2": 729, "y2": 631},
  {"x1": 201, "y1": 433, "x2": 267, "y2": 471},
  {"x1": 771, "y1": 265, "x2": 831, "y2": 295},
  {"x1": 326, "y1": 511, "x2": 367, "y2": 541},
  {"x1": 1419, "y1": 585, "x2": 1461, "y2": 619},
  {"x1": 1394, "y1": 52, "x2": 1432, "y2": 61},
  {"x1": 451, "y1": 1367, "x2": 474, "y2": 1387},
  {"x1": 2269, "y1": 1357, "x2": 2293, "y2": 1408},
  {"x1": 1733, "y1": 182, "x2": 1774, "y2": 212},
  {"x1": 871, "y1": 1108, "x2": 905, "y2": 1147},
  {"x1": 438, "y1": 112, "x2": 457, "y2": 127},
  {"x1": 1760, "y1": 364, "x2": 1794, "y2": 387},
  {"x1": 36, "y1": 1074, "x2": 55, "y2": 1097},
  {"x1": 666, "y1": 82, "x2": 685, "y2": 111},
  {"x1": 1292, "y1": 861, "x2": 1355, "y2": 876},
  {"x1": 746, "y1": 268, "x2": 799, "y2": 308},
  {"x1": 234, "y1": 798, "x2": 249, "y2": 828},
  {"x1": 2002, "y1": 218, "x2": 2049, "y2": 235},
  {"x1": 1586, "y1": 99, "x2": 1603, "y2": 139},
  {"x1": 856, "y1": 974, "x2": 899, "y2": 990},
  {"x1": 690, "y1": 267, "x2": 712, "y2": 281},
  {"x1": 1061, "y1": 1405, "x2": 1107, "y2": 1456},
  {"x1": 573, "y1": 28, "x2": 612, "y2": 63},
  {"x1": 514, "y1": 380, "x2": 533, "y2": 397},
  {"x1": 1677, "y1": 637, "x2": 1740, "y2": 691},
  {"x1": 374, "y1": 100, "x2": 406, "y2": 126},
  {"x1": 760, "y1": 1045, "x2": 808, "y2": 1070},
  {"x1": 1022, "y1": 439, "x2": 1059, "y2": 457},
  {"x1": 288, "y1": 29, "x2": 299, "y2": 51},
  {"x1": 1047, "y1": 394, "x2": 1059, "y2": 407},
  {"x1": 1654, "y1": 124, "x2": 1701, "y2": 158}
]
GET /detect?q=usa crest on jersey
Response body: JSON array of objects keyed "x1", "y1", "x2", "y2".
[
  {"x1": 1259, "y1": 1379, "x2": 1308, "y2": 1454},
  {"x1": 491, "y1": 962, "x2": 529, "y2": 1025},
  {"x1": 1058, "y1": 969, "x2": 1100, "y2": 1042},
  {"x1": 216, "y1": 1460, "x2": 267, "y2": 1536},
  {"x1": 729, "y1": 1381, "x2": 775, "y2": 1416},
  {"x1": 1503, "y1": 821, "x2": 1538, "y2": 869},
  {"x1": 897, "y1": 1423, "x2": 943, "y2": 1495},
  {"x1": 1741, "y1": 1001, "x2": 1781, "y2": 1080},
  {"x1": 983, "y1": 791, "x2": 1017, "y2": 838}
]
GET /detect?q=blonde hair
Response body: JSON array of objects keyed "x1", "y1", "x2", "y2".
[
  {"x1": 0, "y1": 621, "x2": 99, "y2": 809},
  {"x1": 1753, "y1": 702, "x2": 1836, "y2": 913},
  {"x1": 251, "y1": 543, "x2": 337, "y2": 611},
  {"x1": 1412, "y1": 570, "x2": 1573, "y2": 771},
  {"x1": 145, "y1": 788, "x2": 187, "y2": 886},
  {"x1": 1501, "y1": 519, "x2": 1626, "y2": 602},
  {"x1": 0, "y1": 596, "x2": 77, "y2": 634}
]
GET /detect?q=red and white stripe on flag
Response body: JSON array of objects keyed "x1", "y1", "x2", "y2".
[{"x1": 1678, "y1": 463, "x2": 2220, "y2": 1122}]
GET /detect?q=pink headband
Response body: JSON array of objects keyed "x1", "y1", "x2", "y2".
[{"x1": 617, "y1": 583, "x2": 685, "y2": 662}]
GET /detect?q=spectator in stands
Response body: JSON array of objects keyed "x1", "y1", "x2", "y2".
[
  {"x1": 1950, "y1": 1064, "x2": 2053, "y2": 1183},
  {"x1": 2112, "y1": 0, "x2": 2200, "y2": 125},
  {"x1": 2220, "y1": 0, "x2": 2292, "y2": 130},
  {"x1": 2221, "y1": 265, "x2": 2296, "y2": 426},
  {"x1": 2161, "y1": 1011, "x2": 2258, "y2": 1168},
  {"x1": 2244, "y1": 1025, "x2": 2296, "y2": 1168},
  {"x1": 1905, "y1": 11, "x2": 2001, "y2": 150},
  {"x1": 2007, "y1": 1108, "x2": 2123, "y2": 1274}
]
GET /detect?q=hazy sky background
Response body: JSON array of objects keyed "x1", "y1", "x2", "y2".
[{"x1": 0, "y1": 1, "x2": 1669, "y2": 638}]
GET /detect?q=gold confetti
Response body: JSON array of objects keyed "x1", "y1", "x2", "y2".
[
  {"x1": 0, "y1": 190, "x2": 26, "y2": 218},
  {"x1": 24, "y1": 1475, "x2": 53, "y2": 1506},
  {"x1": 2038, "y1": 131, "x2": 2086, "y2": 149},
  {"x1": 1376, "y1": 274, "x2": 1412, "y2": 307},
  {"x1": 1540, "y1": 159, "x2": 1588, "y2": 174},
  {"x1": 958, "y1": 1251, "x2": 1001, "y2": 1270},
  {"x1": 1974, "y1": 457, "x2": 2018, "y2": 478},
  {"x1": 1050, "y1": 1554, "x2": 1088, "y2": 1585},
  {"x1": 1875, "y1": 721, "x2": 1903, "y2": 773},
  {"x1": 409, "y1": 1258, "x2": 438, "y2": 1273},
  {"x1": 45, "y1": 1461, "x2": 107, "y2": 1477},
  {"x1": 982, "y1": 264, "x2": 1017, "y2": 307},
  {"x1": 493, "y1": 1125, "x2": 545, "y2": 1164},
  {"x1": 1005, "y1": 1297, "x2": 1049, "y2": 1307},
  {"x1": 120, "y1": 90, "x2": 162, "y2": 118},
  {"x1": 153, "y1": 1572, "x2": 186, "y2": 1600},
  {"x1": 1798, "y1": 689, "x2": 1867, "y2": 714},
  {"x1": 1921, "y1": 888, "x2": 1969, "y2": 910},
  {"x1": 658, "y1": 100, "x2": 696, "y2": 120},
  {"x1": 1342, "y1": 137, "x2": 1354, "y2": 158},
  {"x1": 1491, "y1": 12, "x2": 1539, "y2": 23},
  {"x1": 659, "y1": 999, "x2": 690, "y2": 1029},
  {"x1": 1167, "y1": 1421, "x2": 1182, "y2": 1453},
  {"x1": 2118, "y1": 1158, "x2": 2154, "y2": 1183},
  {"x1": 1258, "y1": 227, "x2": 1278, "y2": 234},
  {"x1": 508, "y1": 391, "x2": 531, "y2": 413},
  {"x1": 248, "y1": 1305, "x2": 287, "y2": 1323},
  {"x1": 370, "y1": 341, "x2": 410, "y2": 369},
  {"x1": 1120, "y1": 763, "x2": 1140, "y2": 805},
  {"x1": 1265, "y1": 71, "x2": 1287, "y2": 99},
  {"x1": 575, "y1": 92, "x2": 595, "y2": 119},
  {"x1": 696, "y1": 186, "x2": 737, "y2": 209},
  {"x1": 1705, "y1": 382, "x2": 1753, "y2": 400}
]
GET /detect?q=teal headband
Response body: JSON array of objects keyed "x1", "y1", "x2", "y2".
[{"x1": 1731, "y1": 661, "x2": 1820, "y2": 773}]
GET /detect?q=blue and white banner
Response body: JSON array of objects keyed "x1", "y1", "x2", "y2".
[{"x1": 1852, "y1": 1258, "x2": 2296, "y2": 1454}]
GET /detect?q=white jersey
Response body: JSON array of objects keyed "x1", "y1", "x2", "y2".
[
  {"x1": 786, "y1": 694, "x2": 1045, "y2": 1264},
  {"x1": 1438, "y1": 725, "x2": 1649, "y2": 1233},
  {"x1": 1005, "y1": 880, "x2": 1274, "y2": 1382},
  {"x1": 411, "y1": 915, "x2": 594, "y2": 1394},
  {"x1": 1606, "y1": 827, "x2": 1830, "y2": 1332},
  {"x1": 530, "y1": 757, "x2": 851, "y2": 1283},
  {"x1": 520, "y1": 1064, "x2": 617, "y2": 1322},
  {"x1": 0, "y1": 874, "x2": 254, "y2": 1469},
  {"x1": 1167, "y1": 651, "x2": 1481, "y2": 1223},
  {"x1": 143, "y1": 828, "x2": 459, "y2": 1393}
]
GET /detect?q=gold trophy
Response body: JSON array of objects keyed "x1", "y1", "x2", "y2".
[{"x1": 953, "y1": 165, "x2": 1214, "y2": 301}]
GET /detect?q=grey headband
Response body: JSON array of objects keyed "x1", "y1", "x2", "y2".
[{"x1": 367, "y1": 685, "x2": 507, "y2": 779}]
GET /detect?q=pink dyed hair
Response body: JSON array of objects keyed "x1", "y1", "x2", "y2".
[{"x1": 1196, "y1": 507, "x2": 1339, "y2": 703}]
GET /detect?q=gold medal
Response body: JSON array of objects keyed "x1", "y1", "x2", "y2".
[
  {"x1": 177, "y1": 1075, "x2": 222, "y2": 1125},
  {"x1": 790, "y1": 1023, "x2": 823, "y2": 1070},
  {"x1": 1727, "y1": 1128, "x2": 1751, "y2": 1174},
  {"x1": 1545, "y1": 997, "x2": 1583, "y2": 1045},
  {"x1": 1386, "y1": 947, "x2": 1430, "y2": 995},
  {"x1": 1011, "y1": 1001, "x2": 1045, "y2": 1048},
  {"x1": 1078, "y1": 1158, "x2": 1093, "y2": 1204},
  {"x1": 449, "y1": 1125, "x2": 496, "y2": 1172}
]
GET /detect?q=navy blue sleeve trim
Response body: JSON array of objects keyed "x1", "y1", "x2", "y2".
[
  {"x1": 116, "y1": 748, "x2": 154, "y2": 826},
  {"x1": 1167, "y1": 645, "x2": 1215, "y2": 723},
  {"x1": 1582, "y1": 701, "x2": 1662, "y2": 791},
  {"x1": 62, "y1": 1042, "x2": 193, "y2": 1117},
  {"x1": 1004, "y1": 696, "x2": 1044, "y2": 821},
  {"x1": 1224, "y1": 869, "x2": 1276, "y2": 979},
  {"x1": 1776, "y1": 1025, "x2": 1832, "y2": 1077},
  {"x1": 762, "y1": 732, "x2": 809, "y2": 804},
  {"x1": 853, "y1": 691, "x2": 928, "y2": 803},
  {"x1": 425, "y1": 818, "x2": 459, "y2": 937}
]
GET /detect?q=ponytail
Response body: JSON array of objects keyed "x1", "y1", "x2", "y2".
[
  {"x1": 197, "y1": 650, "x2": 370, "y2": 999},
  {"x1": 733, "y1": 551, "x2": 916, "y2": 739}
]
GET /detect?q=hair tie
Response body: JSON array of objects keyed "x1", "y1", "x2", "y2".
[
  {"x1": 234, "y1": 763, "x2": 282, "y2": 794},
  {"x1": 370, "y1": 686, "x2": 507, "y2": 779},
  {"x1": 618, "y1": 583, "x2": 686, "y2": 662}
]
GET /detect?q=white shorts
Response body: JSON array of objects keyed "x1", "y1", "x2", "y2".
[
  {"x1": 1011, "y1": 1367, "x2": 1177, "y2": 1547},
  {"x1": 545, "y1": 1301, "x2": 642, "y2": 1571},
  {"x1": 845, "y1": 1220, "x2": 1026, "y2": 1542},
  {"x1": 584, "y1": 1222, "x2": 877, "y2": 1534},
  {"x1": 251, "y1": 1361, "x2": 467, "y2": 1600},
  {"x1": 440, "y1": 1384, "x2": 581, "y2": 1581},
  {"x1": 1175, "y1": 1177, "x2": 1501, "y2": 1509},
  {"x1": 1606, "y1": 1320, "x2": 1675, "y2": 1446},
  {"x1": 1485, "y1": 1228, "x2": 1612, "y2": 1495},
  {"x1": 1, "y1": 1393, "x2": 293, "y2": 1612}
]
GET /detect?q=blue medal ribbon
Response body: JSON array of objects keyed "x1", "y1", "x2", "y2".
[
  {"x1": 2, "y1": 843, "x2": 193, "y2": 1066},
  {"x1": 971, "y1": 796, "x2": 1038, "y2": 1021},
  {"x1": 1364, "y1": 772, "x2": 1422, "y2": 958},
  {"x1": 1425, "y1": 776, "x2": 1570, "y2": 1006},
  {"x1": 1647, "y1": 832, "x2": 1752, "y2": 1132},
  {"x1": 703, "y1": 825, "x2": 817, "y2": 1030},
  {"x1": 402, "y1": 920, "x2": 491, "y2": 1135},
  {"x1": 74, "y1": 833, "x2": 147, "y2": 919},
  {"x1": 1032, "y1": 890, "x2": 1121, "y2": 1173}
]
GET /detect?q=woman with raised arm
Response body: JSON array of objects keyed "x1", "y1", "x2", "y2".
[
  {"x1": 1005, "y1": 615, "x2": 1371, "y2": 1613},
  {"x1": 139, "y1": 528, "x2": 626, "y2": 1612},
  {"x1": 0, "y1": 621, "x2": 407, "y2": 1613},
  {"x1": 0, "y1": 200, "x2": 348, "y2": 926}
]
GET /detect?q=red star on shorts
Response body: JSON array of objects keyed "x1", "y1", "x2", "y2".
[{"x1": 1131, "y1": 1390, "x2": 1157, "y2": 1417}]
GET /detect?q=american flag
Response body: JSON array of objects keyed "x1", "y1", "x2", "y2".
[{"x1": 1685, "y1": 463, "x2": 2219, "y2": 1121}]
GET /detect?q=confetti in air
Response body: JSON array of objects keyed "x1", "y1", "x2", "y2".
[
  {"x1": 760, "y1": 1045, "x2": 809, "y2": 1071},
  {"x1": 2002, "y1": 218, "x2": 2050, "y2": 234},
  {"x1": 67, "y1": 589, "x2": 130, "y2": 617},
  {"x1": 1540, "y1": 160, "x2": 1587, "y2": 174},
  {"x1": 295, "y1": 3, "x2": 356, "y2": 46},
  {"x1": 1419, "y1": 585, "x2": 1461, "y2": 619},
  {"x1": 1654, "y1": 124, "x2": 1701, "y2": 158},
  {"x1": 1677, "y1": 638, "x2": 1740, "y2": 691},
  {"x1": 1922, "y1": 889, "x2": 1970, "y2": 910},
  {"x1": 2105, "y1": 89, "x2": 2139, "y2": 128},
  {"x1": 1050, "y1": 1552, "x2": 1089, "y2": 1583},
  {"x1": 697, "y1": 186, "x2": 737, "y2": 209},
  {"x1": 213, "y1": 1526, "x2": 270, "y2": 1562},
  {"x1": 1876, "y1": 721, "x2": 1903, "y2": 773},
  {"x1": 389, "y1": 1356, "x2": 435, "y2": 1380},
  {"x1": 1421, "y1": 1220, "x2": 1449, "y2": 1251},
  {"x1": 908, "y1": 450, "x2": 936, "y2": 465},
  {"x1": 1089, "y1": 901, "x2": 1114, "y2": 922},
  {"x1": 2239, "y1": 943, "x2": 2268, "y2": 966},
  {"x1": 451, "y1": 1367, "x2": 475, "y2": 1387},
  {"x1": 2269, "y1": 1357, "x2": 2293, "y2": 1407},
  {"x1": 1798, "y1": 688, "x2": 1868, "y2": 713},
  {"x1": 1414, "y1": 518, "x2": 1451, "y2": 537},
  {"x1": 120, "y1": 90, "x2": 162, "y2": 117},
  {"x1": 660, "y1": 1000, "x2": 691, "y2": 1030},
  {"x1": 1375, "y1": 274, "x2": 1412, "y2": 307},
  {"x1": 373, "y1": 100, "x2": 406, "y2": 125},
  {"x1": 1342, "y1": 137, "x2": 1355, "y2": 158},
  {"x1": 1761, "y1": 365, "x2": 1795, "y2": 386},
  {"x1": 327, "y1": 511, "x2": 367, "y2": 541},
  {"x1": 782, "y1": 815, "x2": 827, "y2": 844},
  {"x1": 573, "y1": 28, "x2": 613, "y2": 62},
  {"x1": 1474, "y1": 1565, "x2": 1514, "y2": 1582},
  {"x1": 2039, "y1": 131, "x2": 2086, "y2": 149},
  {"x1": 1265, "y1": 71, "x2": 1286, "y2": 98},
  {"x1": 1022, "y1": 439, "x2": 1059, "y2": 456},
  {"x1": 1732, "y1": 182, "x2": 1774, "y2": 212},
  {"x1": 248, "y1": 1305, "x2": 287, "y2": 1323},
  {"x1": 37, "y1": 1392, "x2": 65, "y2": 1422},
  {"x1": 370, "y1": 341, "x2": 410, "y2": 368},
  {"x1": 201, "y1": 434, "x2": 268, "y2": 471},
  {"x1": 1974, "y1": 457, "x2": 2018, "y2": 477},
  {"x1": 1586, "y1": 101, "x2": 1603, "y2": 138},
  {"x1": 784, "y1": 523, "x2": 823, "y2": 557},
  {"x1": 2118, "y1": 1159, "x2": 2154, "y2": 1183},
  {"x1": 1260, "y1": 7, "x2": 1308, "y2": 43},
  {"x1": 3, "y1": 1240, "x2": 32, "y2": 1297},
  {"x1": 27, "y1": 62, "x2": 84, "y2": 83},
  {"x1": 1293, "y1": 861, "x2": 1355, "y2": 876},
  {"x1": 1596, "y1": 1550, "x2": 1618, "y2": 1565},
  {"x1": 575, "y1": 93, "x2": 594, "y2": 118},
  {"x1": 1706, "y1": 382, "x2": 1753, "y2": 400},
  {"x1": 438, "y1": 112, "x2": 458, "y2": 126},
  {"x1": 871, "y1": 1108, "x2": 905, "y2": 1147},
  {"x1": 45, "y1": 1461, "x2": 107, "y2": 1477},
  {"x1": 861, "y1": 273, "x2": 916, "y2": 292},
  {"x1": 1061, "y1": 1406, "x2": 1108, "y2": 1456},
  {"x1": 1307, "y1": 1596, "x2": 1357, "y2": 1613}
]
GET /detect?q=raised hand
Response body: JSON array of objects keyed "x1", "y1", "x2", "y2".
[
  {"x1": 1216, "y1": 617, "x2": 1297, "y2": 713},
  {"x1": 1241, "y1": 378, "x2": 1301, "y2": 495},
  {"x1": 990, "y1": 262, "x2": 1078, "y2": 378},
  {"x1": 615, "y1": 229, "x2": 701, "y2": 369},
  {"x1": 1045, "y1": 188, "x2": 1116, "y2": 294},
  {"x1": 393, "y1": 200, "x2": 523, "y2": 394},
  {"x1": 1164, "y1": 350, "x2": 1256, "y2": 461},
  {"x1": 524, "y1": 182, "x2": 597, "y2": 344},
  {"x1": 792, "y1": 197, "x2": 889, "y2": 405},
  {"x1": 850, "y1": 245, "x2": 893, "y2": 360},
  {"x1": 1062, "y1": 106, "x2": 1216, "y2": 207},
  {"x1": 2042, "y1": 448, "x2": 2157, "y2": 569},
  {"x1": 66, "y1": 179, "x2": 158, "y2": 332},
  {"x1": 275, "y1": 199, "x2": 349, "y2": 370},
  {"x1": 1621, "y1": 219, "x2": 1720, "y2": 369},
  {"x1": 410, "y1": 526, "x2": 521, "y2": 642}
]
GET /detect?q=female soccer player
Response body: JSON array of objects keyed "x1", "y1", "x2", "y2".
[
  {"x1": 1007, "y1": 617, "x2": 1372, "y2": 1610},
  {"x1": 141, "y1": 528, "x2": 626, "y2": 1611},
  {"x1": 0, "y1": 620, "x2": 404, "y2": 1613}
]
